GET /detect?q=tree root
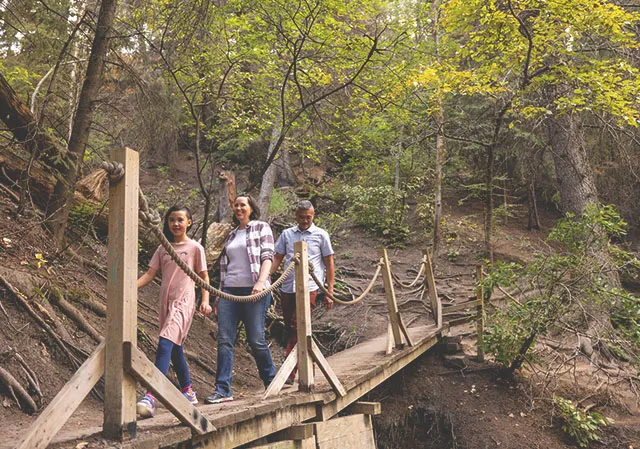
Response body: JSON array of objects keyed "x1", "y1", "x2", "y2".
[
  {"x1": 0, "y1": 366, "x2": 37, "y2": 413},
  {"x1": 49, "y1": 290, "x2": 103, "y2": 343}
]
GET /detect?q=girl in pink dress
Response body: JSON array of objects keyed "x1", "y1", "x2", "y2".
[{"x1": 135, "y1": 205, "x2": 212, "y2": 418}]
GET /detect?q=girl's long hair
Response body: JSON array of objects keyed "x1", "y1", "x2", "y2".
[
  {"x1": 162, "y1": 204, "x2": 193, "y2": 242},
  {"x1": 232, "y1": 193, "x2": 260, "y2": 226}
]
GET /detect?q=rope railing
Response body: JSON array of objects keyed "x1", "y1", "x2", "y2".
[
  {"x1": 308, "y1": 259, "x2": 383, "y2": 305},
  {"x1": 102, "y1": 161, "x2": 296, "y2": 303},
  {"x1": 390, "y1": 257, "x2": 427, "y2": 288}
]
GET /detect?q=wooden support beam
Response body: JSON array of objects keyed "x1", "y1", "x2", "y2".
[
  {"x1": 476, "y1": 265, "x2": 485, "y2": 363},
  {"x1": 104, "y1": 147, "x2": 139, "y2": 440},
  {"x1": 397, "y1": 314, "x2": 414, "y2": 347},
  {"x1": 310, "y1": 339, "x2": 346, "y2": 397},
  {"x1": 314, "y1": 414, "x2": 376, "y2": 449},
  {"x1": 443, "y1": 299, "x2": 483, "y2": 313},
  {"x1": 379, "y1": 249, "x2": 403, "y2": 348},
  {"x1": 347, "y1": 402, "x2": 381, "y2": 416},
  {"x1": 124, "y1": 343, "x2": 215, "y2": 435},
  {"x1": 264, "y1": 347, "x2": 298, "y2": 398},
  {"x1": 283, "y1": 423, "x2": 315, "y2": 440},
  {"x1": 424, "y1": 249, "x2": 442, "y2": 329},
  {"x1": 385, "y1": 322, "x2": 394, "y2": 355},
  {"x1": 294, "y1": 241, "x2": 314, "y2": 392},
  {"x1": 16, "y1": 342, "x2": 105, "y2": 449}
]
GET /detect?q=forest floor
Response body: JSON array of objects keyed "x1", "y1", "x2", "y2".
[{"x1": 0, "y1": 166, "x2": 638, "y2": 449}]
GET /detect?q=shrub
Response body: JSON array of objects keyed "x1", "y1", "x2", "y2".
[
  {"x1": 336, "y1": 184, "x2": 409, "y2": 244},
  {"x1": 553, "y1": 395, "x2": 612, "y2": 447}
]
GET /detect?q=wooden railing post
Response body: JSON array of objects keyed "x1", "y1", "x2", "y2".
[
  {"x1": 104, "y1": 147, "x2": 139, "y2": 439},
  {"x1": 475, "y1": 265, "x2": 485, "y2": 363},
  {"x1": 295, "y1": 241, "x2": 314, "y2": 392},
  {"x1": 423, "y1": 249, "x2": 442, "y2": 329},
  {"x1": 379, "y1": 249, "x2": 404, "y2": 348}
]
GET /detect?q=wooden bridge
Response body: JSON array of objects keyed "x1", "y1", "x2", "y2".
[{"x1": 13, "y1": 148, "x2": 485, "y2": 449}]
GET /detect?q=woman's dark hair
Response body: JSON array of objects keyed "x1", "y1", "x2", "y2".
[
  {"x1": 162, "y1": 204, "x2": 193, "y2": 242},
  {"x1": 232, "y1": 193, "x2": 260, "y2": 226}
]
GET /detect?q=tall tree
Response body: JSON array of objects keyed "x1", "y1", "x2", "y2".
[{"x1": 48, "y1": 0, "x2": 118, "y2": 246}]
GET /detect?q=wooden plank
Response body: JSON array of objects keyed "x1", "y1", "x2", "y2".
[
  {"x1": 124, "y1": 343, "x2": 215, "y2": 435},
  {"x1": 424, "y1": 249, "x2": 442, "y2": 328},
  {"x1": 15, "y1": 342, "x2": 105, "y2": 449},
  {"x1": 175, "y1": 403, "x2": 318, "y2": 449},
  {"x1": 314, "y1": 414, "x2": 375, "y2": 449},
  {"x1": 476, "y1": 265, "x2": 485, "y2": 363},
  {"x1": 104, "y1": 147, "x2": 139, "y2": 439},
  {"x1": 264, "y1": 347, "x2": 298, "y2": 398},
  {"x1": 347, "y1": 402, "x2": 381, "y2": 416},
  {"x1": 443, "y1": 299, "x2": 482, "y2": 313},
  {"x1": 294, "y1": 241, "x2": 314, "y2": 392},
  {"x1": 310, "y1": 339, "x2": 346, "y2": 397},
  {"x1": 378, "y1": 249, "x2": 403, "y2": 348}
]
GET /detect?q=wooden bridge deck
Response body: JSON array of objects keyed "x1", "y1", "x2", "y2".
[{"x1": 47, "y1": 323, "x2": 445, "y2": 449}]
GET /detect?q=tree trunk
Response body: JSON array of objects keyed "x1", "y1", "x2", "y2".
[
  {"x1": 547, "y1": 112, "x2": 599, "y2": 216},
  {"x1": 527, "y1": 179, "x2": 541, "y2": 230},
  {"x1": 0, "y1": 72, "x2": 71, "y2": 178},
  {"x1": 484, "y1": 144, "x2": 495, "y2": 263},
  {"x1": 258, "y1": 118, "x2": 281, "y2": 219},
  {"x1": 430, "y1": 0, "x2": 445, "y2": 260},
  {"x1": 215, "y1": 169, "x2": 235, "y2": 224},
  {"x1": 48, "y1": 0, "x2": 117, "y2": 247}
]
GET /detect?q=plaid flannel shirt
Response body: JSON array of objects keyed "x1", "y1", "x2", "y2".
[{"x1": 219, "y1": 220, "x2": 275, "y2": 290}]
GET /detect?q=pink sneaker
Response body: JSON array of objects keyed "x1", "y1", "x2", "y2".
[
  {"x1": 136, "y1": 393, "x2": 155, "y2": 419},
  {"x1": 182, "y1": 385, "x2": 198, "y2": 405}
]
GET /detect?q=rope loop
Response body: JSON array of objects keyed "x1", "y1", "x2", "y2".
[
  {"x1": 309, "y1": 259, "x2": 383, "y2": 305},
  {"x1": 391, "y1": 257, "x2": 427, "y2": 288},
  {"x1": 101, "y1": 161, "x2": 125, "y2": 183}
]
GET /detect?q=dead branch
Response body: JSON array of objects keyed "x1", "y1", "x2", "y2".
[{"x1": 0, "y1": 366, "x2": 37, "y2": 413}]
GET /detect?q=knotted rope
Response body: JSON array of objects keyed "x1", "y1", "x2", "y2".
[
  {"x1": 391, "y1": 257, "x2": 427, "y2": 288},
  {"x1": 103, "y1": 162, "x2": 296, "y2": 303},
  {"x1": 308, "y1": 259, "x2": 383, "y2": 305}
]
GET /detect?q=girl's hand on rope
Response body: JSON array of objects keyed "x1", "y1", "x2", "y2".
[
  {"x1": 251, "y1": 280, "x2": 266, "y2": 301},
  {"x1": 199, "y1": 300, "x2": 212, "y2": 317}
]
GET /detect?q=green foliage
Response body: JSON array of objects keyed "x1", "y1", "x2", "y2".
[
  {"x1": 336, "y1": 184, "x2": 409, "y2": 245},
  {"x1": 482, "y1": 204, "x2": 640, "y2": 369},
  {"x1": 553, "y1": 395, "x2": 613, "y2": 447},
  {"x1": 314, "y1": 213, "x2": 347, "y2": 238},
  {"x1": 68, "y1": 203, "x2": 100, "y2": 236}
]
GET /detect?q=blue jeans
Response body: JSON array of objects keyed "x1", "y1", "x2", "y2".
[
  {"x1": 215, "y1": 287, "x2": 276, "y2": 396},
  {"x1": 155, "y1": 337, "x2": 191, "y2": 389}
]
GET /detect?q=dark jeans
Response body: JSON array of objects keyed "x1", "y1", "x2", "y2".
[
  {"x1": 215, "y1": 287, "x2": 276, "y2": 396},
  {"x1": 281, "y1": 291, "x2": 318, "y2": 381},
  {"x1": 155, "y1": 336, "x2": 191, "y2": 389}
]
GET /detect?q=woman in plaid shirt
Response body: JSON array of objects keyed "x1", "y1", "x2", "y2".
[{"x1": 205, "y1": 193, "x2": 276, "y2": 404}]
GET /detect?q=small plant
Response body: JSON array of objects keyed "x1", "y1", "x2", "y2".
[
  {"x1": 553, "y1": 395, "x2": 612, "y2": 447},
  {"x1": 446, "y1": 249, "x2": 460, "y2": 262}
]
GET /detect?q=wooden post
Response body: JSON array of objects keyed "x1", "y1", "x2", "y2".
[
  {"x1": 295, "y1": 241, "x2": 314, "y2": 392},
  {"x1": 424, "y1": 249, "x2": 442, "y2": 329},
  {"x1": 103, "y1": 147, "x2": 139, "y2": 439},
  {"x1": 379, "y1": 249, "x2": 403, "y2": 348},
  {"x1": 476, "y1": 265, "x2": 485, "y2": 363}
]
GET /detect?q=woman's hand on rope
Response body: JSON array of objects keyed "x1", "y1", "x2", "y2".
[{"x1": 251, "y1": 280, "x2": 266, "y2": 299}]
